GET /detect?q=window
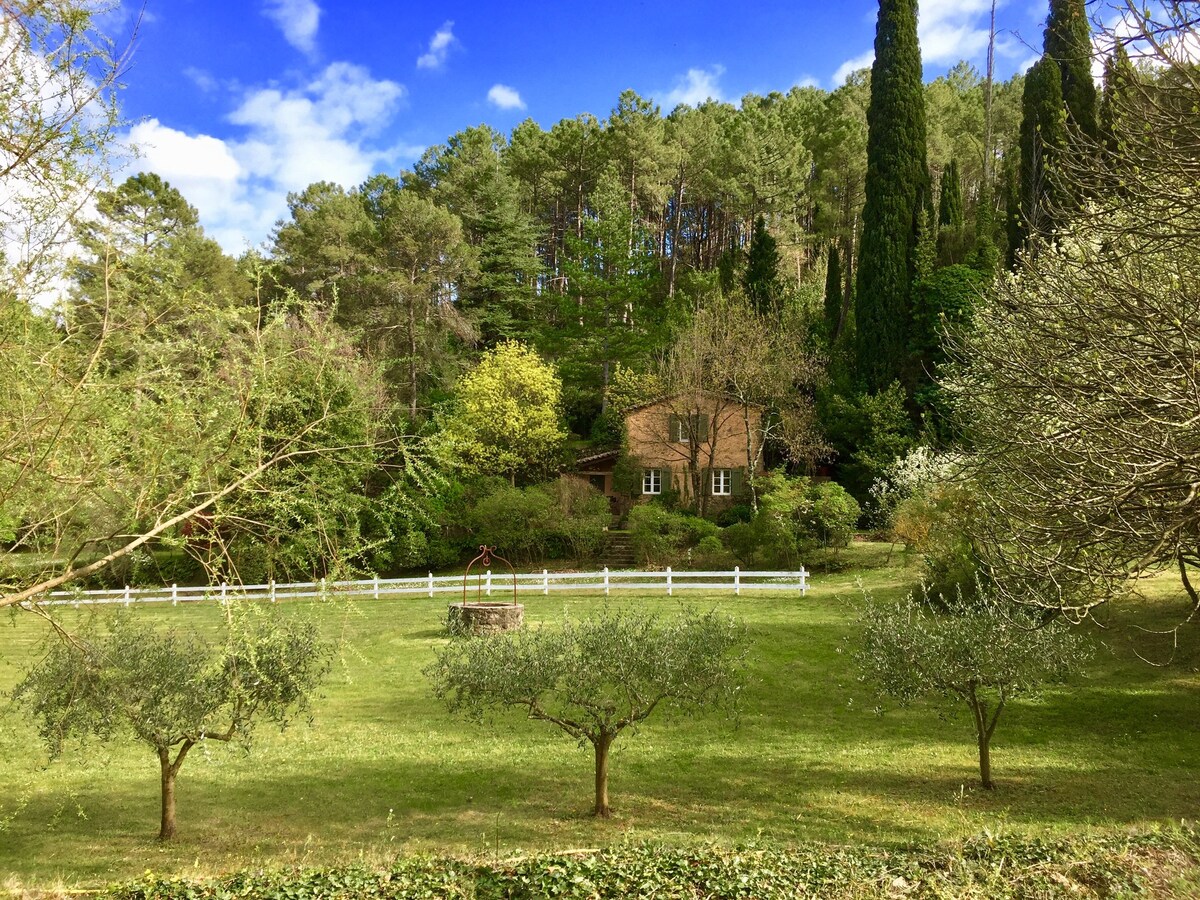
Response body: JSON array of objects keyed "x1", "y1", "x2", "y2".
[
  {"x1": 712, "y1": 468, "x2": 732, "y2": 496},
  {"x1": 642, "y1": 468, "x2": 662, "y2": 495},
  {"x1": 671, "y1": 413, "x2": 708, "y2": 443}
]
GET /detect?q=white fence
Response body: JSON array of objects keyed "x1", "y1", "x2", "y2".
[{"x1": 30, "y1": 566, "x2": 809, "y2": 608}]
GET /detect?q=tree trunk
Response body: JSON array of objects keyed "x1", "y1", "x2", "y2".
[
  {"x1": 592, "y1": 733, "x2": 613, "y2": 817},
  {"x1": 158, "y1": 749, "x2": 177, "y2": 841},
  {"x1": 977, "y1": 729, "x2": 994, "y2": 790},
  {"x1": 407, "y1": 295, "x2": 418, "y2": 422},
  {"x1": 968, "y1": 687, "x2": 996, "y2": 790},
  {"x1": 157, "y1": 740, "x2": 194, "y2": 841}
]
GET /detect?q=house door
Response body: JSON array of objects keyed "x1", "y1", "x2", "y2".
[{"x1": 587, "y1": 474, "x2": 606, "y2": 493}]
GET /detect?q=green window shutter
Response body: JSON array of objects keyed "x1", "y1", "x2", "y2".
[
  {"x1": 661, "y1": 464, "x2": 673, "y2": 491},
  {"x1": 698, "y1": 414, "x2": 710, "y2": 442},
  {"x1": 732, "y1": 467, "x2": 745, "y2": 498},
  {"x1": 668, "y1": 413, "x2": 680, "y2": 442}
]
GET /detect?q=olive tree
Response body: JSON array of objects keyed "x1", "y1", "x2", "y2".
[
  {"x1": 13, "y1": 602, "x2": 331, "y2": 840},
  {"x1": 857, "y1": 587, "x2": 1084, "y2": 790},
  {"x1": 426, "y1": 607, "x2": 746, "y2": 817}
]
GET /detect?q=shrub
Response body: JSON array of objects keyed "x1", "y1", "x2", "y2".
[
  {"x1": 548, "y1": 476, "x2": 610, "y2": 561},
  {"x1": 466, "y1": 477, "x2": 610, "y2": 565},
  {"x1": 626, "y1": 504, "x2": 717, "y2": 567},
  {"x1": 753, "y1": 473, "x2": 862, "y2": 567},
  {"x1": 688, "y1": 534, "x2": 736, "y2": 570}
]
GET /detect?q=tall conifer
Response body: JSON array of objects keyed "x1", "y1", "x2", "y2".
[
  {"x1": 743, "y1": 214, "x2": 781, "y2": 314},
  {"x1": 1044, "y1": 0, "x2": 1098, "y2": 142},
  {"x1": 1018, "y1": 56, "x2": 1067, "y2": 255},
  {"x1": 824, "y1": 244, "x2": 843, "y2": 339},
  {"x1": 855, "y1": 0, "x2": 929, "y2": 392}
]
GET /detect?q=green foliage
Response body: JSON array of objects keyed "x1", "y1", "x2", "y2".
[
  {"x1": 427, "y1": 606, "x2": 746, "y2": 816},
  {"x1": 1044, "y1": 0, "x2": 1099, "y2": 143},
  {"x1": 688, "y1": 535, "x2": 735, "y2": 570},
  {"x1": 13, "y1": 602, "x2": 331, "y2": 839},
  {"x1": 626, "y1": 504, "x2": 718, "y2": 567},
  {"x1": 908, "y1": 263, "x2": 983, "y2": 441},
  {"x1": 438, "y1": 341, "x2": 567, "y2": 484},
  {"x1": 105, "y1": 830, "x2": 1200, "y2": 900},
  {"x1": 469, "y1": 477, "x2": 609, "y2": 564},
  {"x1": 855, "y1": 0, "x2": 930, "y2": 392},
  {"x1": 751, "y1": 473, "x2": 861, "y2": 566},
  {"x1": 935, "y1": 160, "x2": 969, "y2": 266},
  {"x1": 857, "y1": 586, "x2": 1085, "y2": 789},
  {"x1": 743, "y1": 215, "x2": 781, "y2": 313},
  {"x1": 1018, "y1": 56, "x2": 1068, "y2": 253},
  {"x1": 823, "y1": 244, "x2": 844, "y2": 340},
  {"x1": 818, "y1": 382, "x2": 916, "y2": 504}
]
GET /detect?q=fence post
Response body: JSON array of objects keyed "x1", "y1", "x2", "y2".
[
  {"x1": 666, "y1": 566, "x2": 673, "y2": 597},
  {"x1": 220, "y1": 582, "x2": 227, "y2": 606},
  {"x1": 486, "y1": 569, "x2": 492, "y2": 597},
  {"x1": 320, "y1": 576, "x2": 326, "y2": 600},
  {"x1": 124, "y1": 585, "x2": 131, "y2": 607},
  {"x1": 734, "y1": 566, "x2": 740, "y2": 597},
  {"x1": 428, "y1": 572, "x2": 434, "y2": 598},
  {"x1": 373, "y1": 575, "x2": 380, "y2": 601},
  {"x1": 171, "y1": 583, "x2": 178, "y2": 606},
  {"x1": 799, "y1": 566, "x2": 809, "y2": 597},
  {"x1": 270, "y1": 579, "x2": 276, "y2": 603},
  {"x1": 604, "y1": 566, "x2": 610, "y2": 597},
  {"x1": 543, "y1": 569, "x2": 549, "y2": 595}
]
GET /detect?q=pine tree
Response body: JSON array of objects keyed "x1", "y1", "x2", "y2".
[
  {"x1": 824, "y1": 244, "x2": 843, "y2": 340},
  {"x1": 1044, "y1": 0, "x2": 1099, "y2": 143},
  {"x1": 743, "y1": 214, "x2": 781, "y2": 314},
  {"x1": 855, "y1": 0, "x2": 929, "y2": 393}
]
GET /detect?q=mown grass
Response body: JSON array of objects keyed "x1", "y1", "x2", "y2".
[{"x1": 0, "y1": 543, "x2": 1196, "y2": 889}]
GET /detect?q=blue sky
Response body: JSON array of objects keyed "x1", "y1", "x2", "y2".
[{"x1": 103, "y1": 1, "x2": 1051, "y2": 252}]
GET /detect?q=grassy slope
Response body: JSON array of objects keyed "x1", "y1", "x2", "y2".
[{"x1": 0, "y1": 543, "x2": 1196, "y2": 888}]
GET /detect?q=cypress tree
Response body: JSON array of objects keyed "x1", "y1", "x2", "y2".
[
  {"x1": 936, "y1": 160, "x2": 966, "y2": 266},
  {"x1": 937, "y1": 160, "x2": 963, "y2": 229},
  {"x1": 1099, "y1": 44, "x2": 1136, "y2": 185},
  {"x1": 743, "y1": 214, "x2": 781, "y2": 314},
  {"x1": 824, "y1": 244, "x2": 843, "y2": 340},
  {"x1": 1044, "y1": 0, "x2": 1099, "y2": 143},
  {"x1": 855, "y1": 0, "x2": 929, "y2": 393},
  {"x1": 1018, "y1": 56, "x2": 1067, "y2": 256}
]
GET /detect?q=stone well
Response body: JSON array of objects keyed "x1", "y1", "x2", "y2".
[{"x1": 447, "y1": 601, "x2": 524, "y2": 635}]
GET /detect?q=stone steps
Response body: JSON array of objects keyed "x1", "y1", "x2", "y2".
[{"x1": 600, "y1": 530, "x2": 636, "y2": 569}]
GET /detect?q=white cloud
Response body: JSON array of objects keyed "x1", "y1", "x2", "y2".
[
  {"x1": 417, "y1": 21, "x2": 456, "y2": 70},
  {"x1": 833, "y1": 0, "x2": 1000, "y2": 85},
  {"x1": 795, "y1": 75, "x2": 821, "y2": 89},
  {"x1": 833, "y1": 50, "x2": 874, "y2": 86},
  {"x1": 262, "y1": 0, "x2": 321, "y2": 55},
  {"x1": 487, "y1": 84, "x2": 526, "y2": 110},
  {"x1": 124, "y1": 63, "x2": 414, "y2": 252},
  {"x1": 183, "y1": 66, "x2": 218, "y2": 93},
  {"x1": 659, "y1": 66, "x2": 726, "y2": 109}
]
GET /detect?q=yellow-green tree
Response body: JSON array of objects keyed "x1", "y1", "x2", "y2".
[{"x1": 439, "y1": 341, "x2": 566, "y2": 484}]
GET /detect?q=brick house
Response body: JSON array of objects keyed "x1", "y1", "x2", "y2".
[{"x1": 575, "y1": 392, "x2": 764, "y2": 514}]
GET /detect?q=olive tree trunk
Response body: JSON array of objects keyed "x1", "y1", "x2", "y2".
[
  {"x1": 967, "y1": 688, "x2": 1001, "y2": 791},
  {"x1": 157, "y1": 740, "x2": 194, "y2": 841},
  {"x1": 592, "y1": 732, "x2": 614, "y2": 817}
]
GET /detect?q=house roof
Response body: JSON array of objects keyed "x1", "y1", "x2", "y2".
[
  {"x1": 575, "y1": 448, "x2": 619, "y2": 467},
  {"x1": 619, "y1": 390, "x2": 766, "y2": 415}
]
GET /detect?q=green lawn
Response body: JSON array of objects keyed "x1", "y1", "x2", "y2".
[{"x1": 0, "y1": 544, "x2": 1196, "y2": 889}]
